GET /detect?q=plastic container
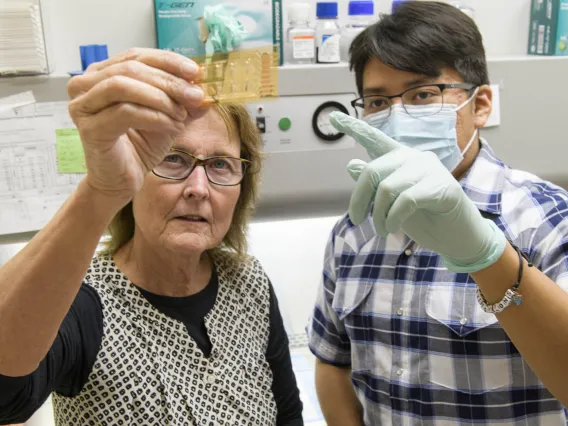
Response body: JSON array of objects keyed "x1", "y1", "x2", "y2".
[
  {"x1": 391, "y1": 0, "x2": 411, "y2": 13},
  {"x1": 315, "y1": 2, "x2": 340, "y2": 64},
  {"x1": 285, "y1": 3, "x2": 316, "y2": 65},
  {"x1": 340, "y1": 1, "x2": 375, "y2": 62}
]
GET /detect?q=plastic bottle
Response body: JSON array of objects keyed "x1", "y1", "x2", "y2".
[
  {"x1": 340, "y1": 1, "x2": 375, "y2": 62},
  {"x1": 285, "y1": 3, "x2": 316, "y2": 65},
  {"x1": 315, "y1": 2, "x2": 341, "y2": 64}
]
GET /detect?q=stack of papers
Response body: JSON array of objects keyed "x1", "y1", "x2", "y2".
[{"x1": 0, "y1": 0, "x2": 50, "y2": 75}]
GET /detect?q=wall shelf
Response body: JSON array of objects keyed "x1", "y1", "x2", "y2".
[{"x1": 2, "y1": 56, "x2": 568, "y2": 101}]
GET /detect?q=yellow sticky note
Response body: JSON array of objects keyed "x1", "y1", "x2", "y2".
[{"x1": 56, "y1": 128, "x2": 87, "y2": 174}]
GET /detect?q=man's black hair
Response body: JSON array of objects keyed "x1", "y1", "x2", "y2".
[{"x1": 349, "y1": 1, "x2": 489, "y2": 95}]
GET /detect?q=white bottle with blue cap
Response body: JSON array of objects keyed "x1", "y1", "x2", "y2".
[
  {"x1": 315, "y1": 2, "x2": 340, "y2": 64},
  {"x1": 286, "y1": 3, "x2": 316, "y2": 65},
  {"x1": 340, "y1": 1, "x2": 375, "y2": 62}
]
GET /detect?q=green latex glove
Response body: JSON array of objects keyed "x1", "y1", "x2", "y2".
[
  {"x1": 204, "y1": 5, "x2": 246, "y2": 53},
  {"x1": 330, "y1": 112, "x2": 506, "y2": 273}
]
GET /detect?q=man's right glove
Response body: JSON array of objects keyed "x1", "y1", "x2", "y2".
[{"x1": 330, "y1": 111, "x2": 506, "y2": 273}]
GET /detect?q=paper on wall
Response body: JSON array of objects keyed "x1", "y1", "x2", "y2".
[
  {"x1": 0, "y1": 101, "x2": 83, "y2": 236},
  {"x1": 0, "y1": 90, "x2": 36, "y2": 113},
  {"x1": 55, "y1": 128, "x2": 87, "y2": 173}
]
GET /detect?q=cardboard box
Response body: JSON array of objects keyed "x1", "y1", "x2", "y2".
[
  {"x1": 154, "y1": 0, "x2": 283, "y2": 65},
  {"x1": 528, "y1": 0, "x2": 568, "y2": 56}
]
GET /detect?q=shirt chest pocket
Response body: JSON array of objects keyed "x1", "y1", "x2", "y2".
[
  {"x1": 331, "y1": 280, "x2": 376, "y2": 373},
  {"x1": 425, "y1": 281, "x2": 514, "y2": 394}
]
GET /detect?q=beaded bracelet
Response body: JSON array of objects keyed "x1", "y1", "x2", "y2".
[{"x1": 476, "y1": 243, "x2": 533, "y2": 314}]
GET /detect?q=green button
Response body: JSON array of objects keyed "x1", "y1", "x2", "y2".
[{"x1": 279, "y1": 117, "x2": 292, "y2": 131}]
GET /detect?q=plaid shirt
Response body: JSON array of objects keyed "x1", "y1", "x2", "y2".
[{"x1": 307, "y1": 140, "x2": 568, "y2": 425}]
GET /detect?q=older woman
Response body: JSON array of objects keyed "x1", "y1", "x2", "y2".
[{"x1": 0, "y1": 49, "x2": 303, "y2": 425}]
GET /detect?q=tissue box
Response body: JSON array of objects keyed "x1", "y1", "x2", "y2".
[
  {"x1": 527, "y1": 0, "x2": 568, "y2": 56},
  {"x1": 154, "y1": 0, "x2": 283, "y2": 65}
]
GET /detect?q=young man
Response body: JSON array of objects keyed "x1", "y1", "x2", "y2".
[{"x1": 307, "y1": 2, "x2": 568, "y2": 425}]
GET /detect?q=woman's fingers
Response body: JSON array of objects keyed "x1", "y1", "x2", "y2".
[
  {"x1": 67, "y1": 60, "x2": 204, "y2": 111},
  {"x1": 70, "y1": 75, "x2": 189, "y2": 121},
  {"x1": 84, "y1": 47, "x2": 200, "y2": 82}
]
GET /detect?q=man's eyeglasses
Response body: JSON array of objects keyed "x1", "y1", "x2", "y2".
[
  {"x1": 351, "y1": 83, "x2": 477, "y2": 119},
  {"x1": 152, "y1": 148, "x2": 251, "y2": 186}
]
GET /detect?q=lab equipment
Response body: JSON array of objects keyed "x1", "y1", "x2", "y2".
[
  {"x1": 312, "y1": 101, "x2": 350, "y2": 142},
  {"x1": 247, "y1": 94, "x2": 355, "y2": 153},
  {"x1": 315, "y1": 2, "x2": 340, "y2": 64},
  {"x1": 0, "y1": 0, "x2": 52, "y2": 76},
  {"x1": 340, "y1": 1, "x2": 375, "y2": 62},
  {"x1": 195, "y1": 46, "x2": 279, "y2": 104},
  {"x1": 154, "y1": 0, "x2": 284, "y2": 65},
  {"x1": 528, "y1": 0, "x2": 568, "y2": 56},
  {"x1": 285, "y1": 3, "x2": 316, "y2": 65},
  {"x1": 329, "y1": 111, "x2": 507, "y2": 273}
]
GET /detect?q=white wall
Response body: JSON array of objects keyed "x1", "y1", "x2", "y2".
[
  {"x1": 248, "y1": 216, "x2": 342, "y2": 337},
  {"x1": 43, "y1": 0, "x2": 532, "y2": 74}
]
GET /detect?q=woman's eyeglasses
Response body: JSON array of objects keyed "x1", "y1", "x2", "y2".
[{"x1": 152, "y1": 148, "x2": 250, "y2": 187}]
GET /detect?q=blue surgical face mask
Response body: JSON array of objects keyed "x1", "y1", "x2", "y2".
[{"x1": 363, "y1": 88, "x2": 479, "y2": 172}]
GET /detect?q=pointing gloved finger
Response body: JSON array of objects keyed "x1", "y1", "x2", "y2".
[
  {"x1": 329, "y1": 112, "x2": 403, "y2": 159},
  {"x1": 346, "y1": 159, "x2": 367, "y2": 181}
]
